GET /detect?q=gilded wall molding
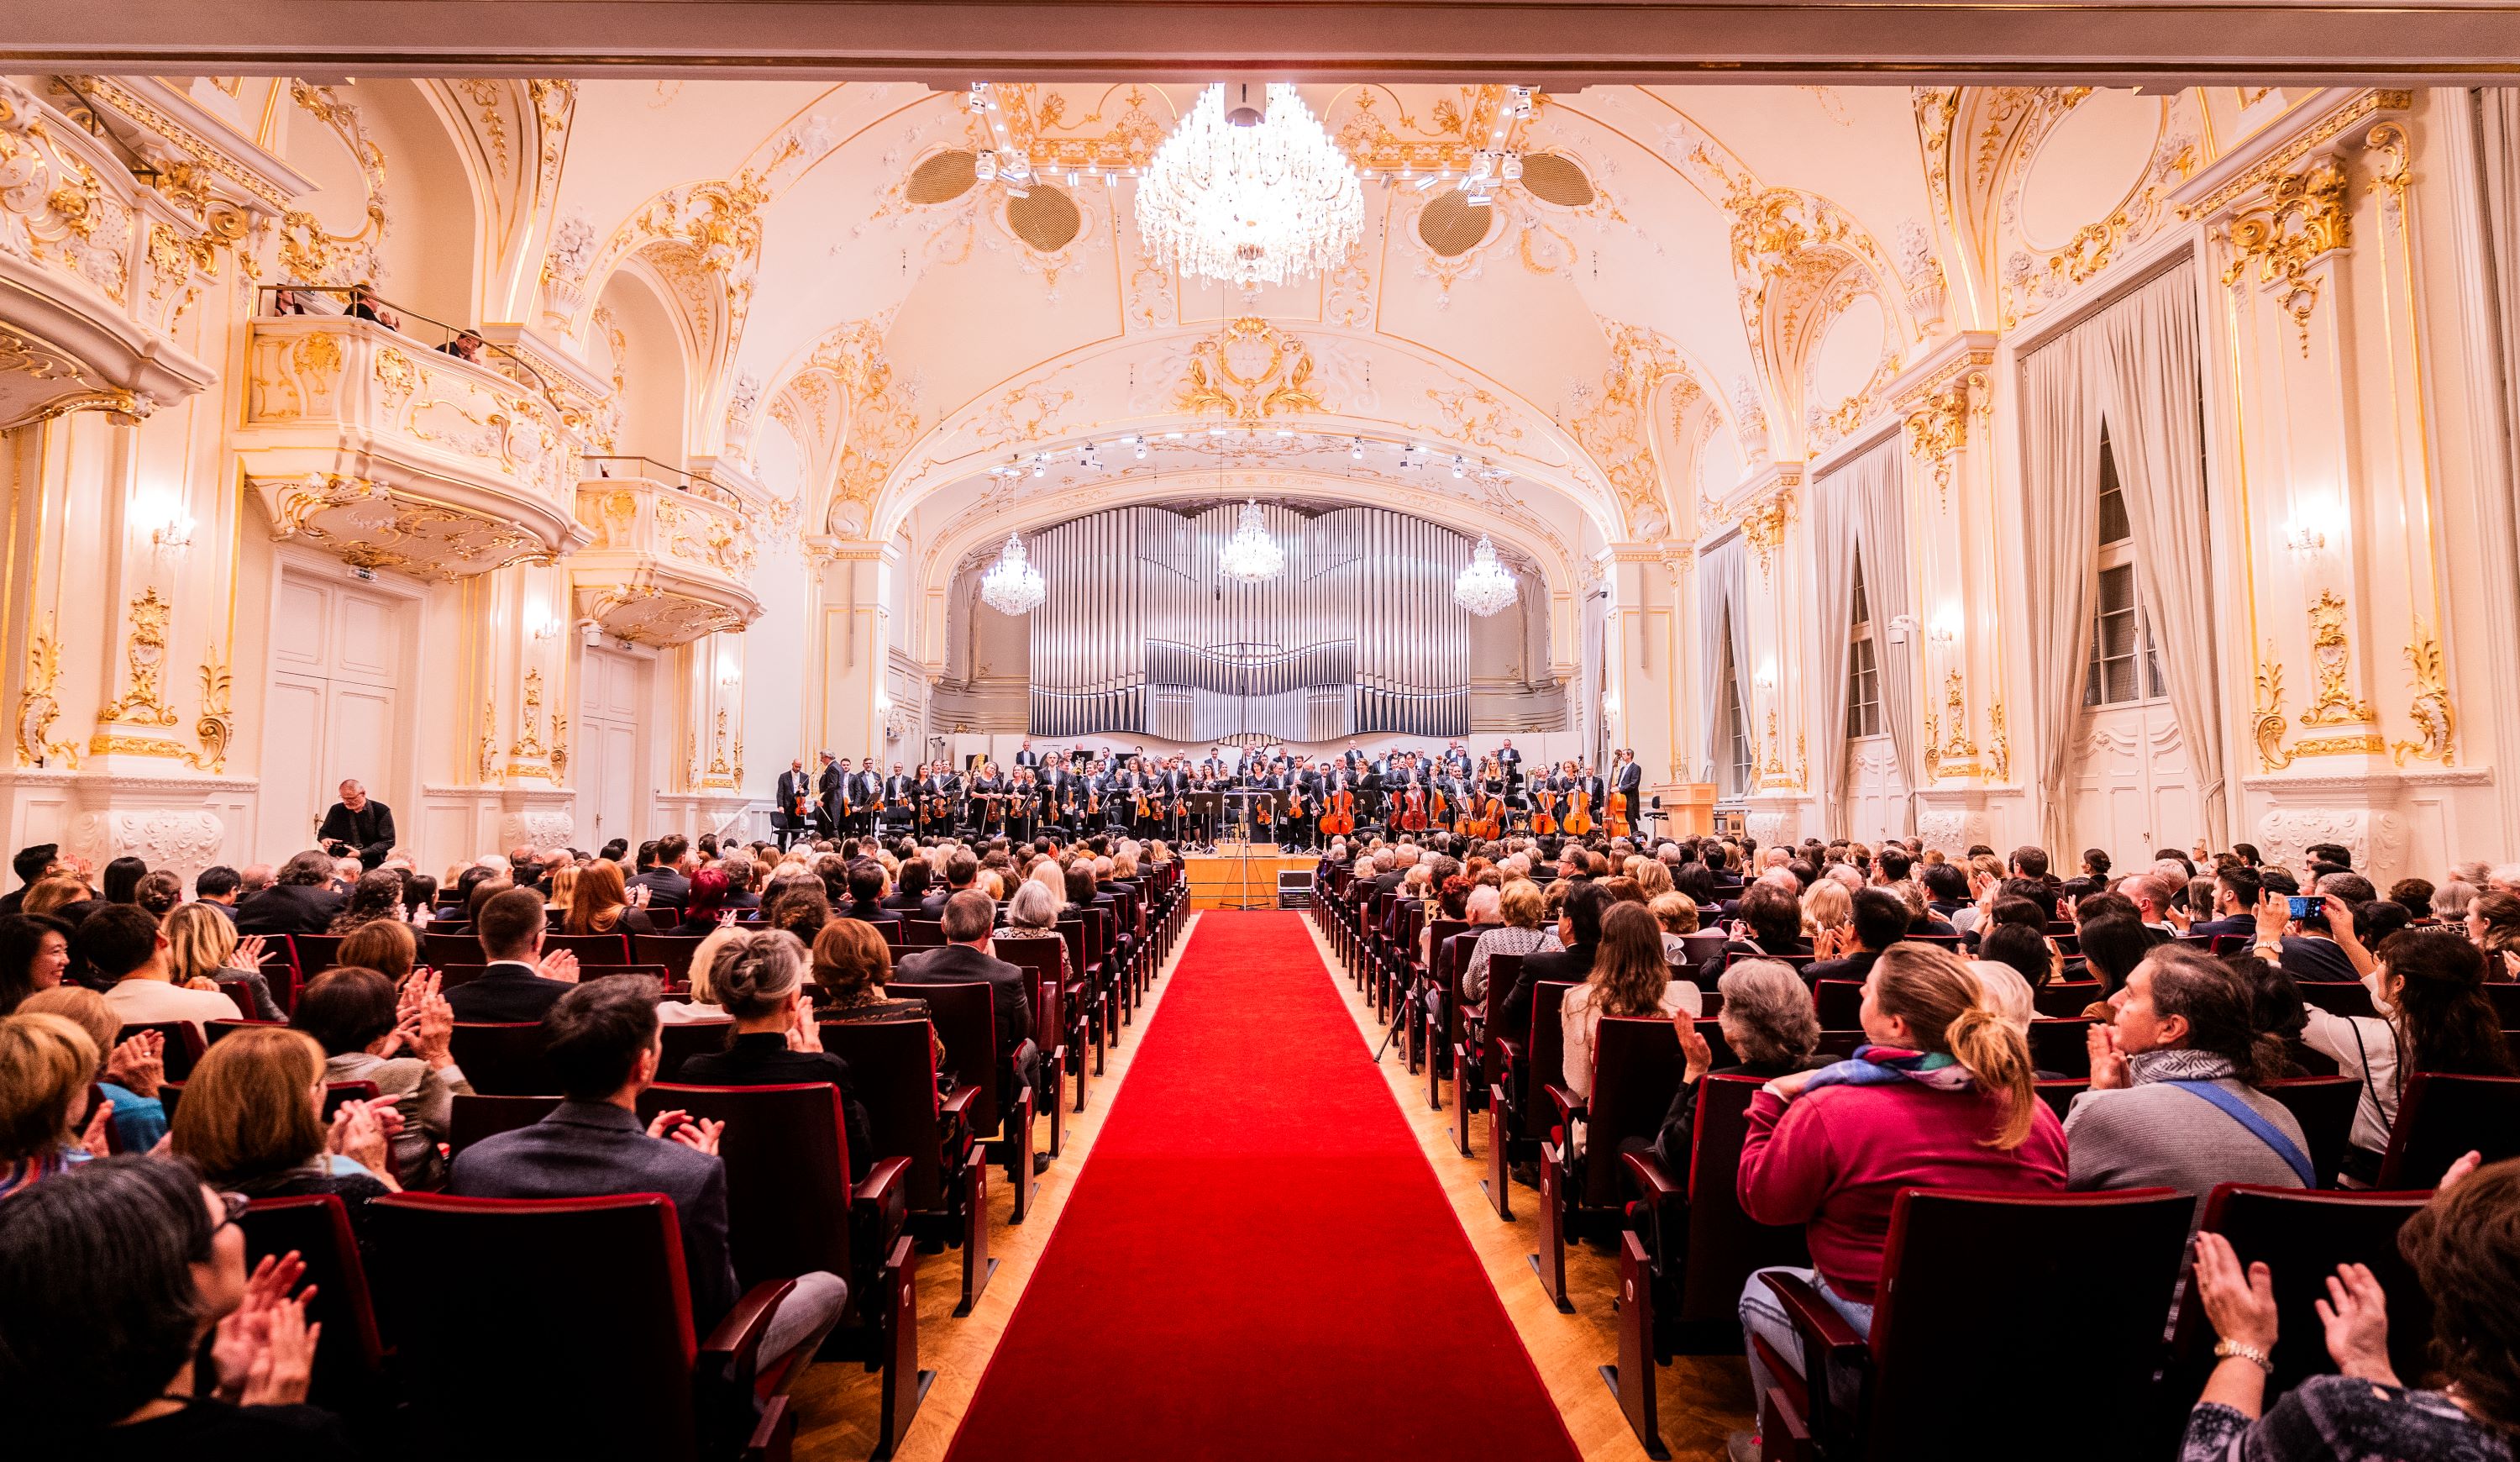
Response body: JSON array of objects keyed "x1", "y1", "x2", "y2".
[
  {"x1": 2300, "y1": 588, "x2": 2376, "y2": 727},
  {"x1": 15, "y1": 615, "x2": 81, "y2": 769},
  {"x1": 2389, "y1": 631, "x2": 2455, "y2": 768}
]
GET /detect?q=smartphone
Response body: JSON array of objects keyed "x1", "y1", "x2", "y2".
[{"x1": 2287, "y1": 894, "x2": 2318, "y2": 919}]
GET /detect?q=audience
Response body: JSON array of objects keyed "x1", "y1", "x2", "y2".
[
  {"x1": 162, "y1": 904, "x2": 284, "y2": 1022},
  {"x1": 810, "y1": 919, "x2": 933, "y2": 1028},
  {"x1": 19, "y1": 986, "x2": 167, "y2": 1154},
  {"x1": 1805, "y1": 887, "x2": 1908, "y2": 985},
  {"x1": 675, "y1": 929, "x2": 873, "y2": 1178},
  {"x1": 1562, "y1": 903, "x2": 1703, "y2": 1104},
  {"x1": 1462, "y1": 878, "x2": 1551, "y2": 1012},
  {"x1": 291, "y1": 967, "x2": 469, "y2": 1188},
  {"x1": 85, "y1": 905, "x2": 241, "y2": 1034},
  {"x1": 1649, "y1": 960, "x2": 1825, "y2": 1174},
  {"x1": 0, "y1": 1011, "x2": 108, "y2": 1195},
  {"x1": 565, "y1": 860, "x2": 655, "y2": 937},
  {"x1": 233, "y1": 852, "x2": 346, "y2": 936},
  {"x1": 442, "y1": 888, "x2": 576, "y2": 1023},
  {"x1": 168, "y1": 1026, "x2": 400, "y2": 1235},
  {"x1": 0, "y1": 911, "x2": 71, "y2": 1013},
  {"x1": 0, "y1": 1154, "x2": 337, "y2": 1454},
  {"x1": 1733, "y1": 944, "x2": 2064, "y2": 1444},
  {"x1": 447, "y1": 976, "x2": 847, "y2": 1364}
]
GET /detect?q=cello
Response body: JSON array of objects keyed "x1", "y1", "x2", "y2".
[
  {"x1": 1399, "y1": 784, "x2": 1429, "y2": 833},
  {"x1": 1562, "y1": 782, "x2": 1593, "y2": 838},
  {"x1": 1604, "y1": 786, "x2": 1630, "y2": 840},
  {"x1": 1532, "y1": 786, "x2": 1559, "y2": 836},
  {"x1": 1320, "y1": 786, "x2": 1356, "y2": 837}
]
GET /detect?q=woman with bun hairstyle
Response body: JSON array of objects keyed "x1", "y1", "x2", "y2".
[
  {"x1": 1730, "y1": 943, "x2": 2066, "y2": 1456},
  {"x1": 674, "y1": 928, "x2": 872, "y2": 1179}
]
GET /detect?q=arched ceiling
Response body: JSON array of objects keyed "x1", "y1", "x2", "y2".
[{"x1": 459, "y1": 79, "x2": 2270, "y2": 554}]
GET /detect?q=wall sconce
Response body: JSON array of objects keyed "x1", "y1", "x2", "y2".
[
  {"x1": 1754, "y1": 662, "x2": 1778, "y2": 694},
  {"x1": 1886, "y1": 613, "x2": 1917, "y2": 645},
  {"x1": 1601, "y1": 690, "x2": 1620, "y2": 717},
  {"x1": 873, "y1": 689, "x2": 895, "y2": 713},
  {"x1": 717, "y1": 658, "x2": 741, "y2": 688},
  {"x1": 147, "y1": 505, "x2": 196, "y2": 552},
  {"x1": 2281, "y1": 520, "x2": 2328, "y2": 555},
  {"x1": 1929, "y1": 610, "x2": 1961, "y2": 648},
  {"x1": 525, "y1": 607, "x2": 559, "y2": 643}
]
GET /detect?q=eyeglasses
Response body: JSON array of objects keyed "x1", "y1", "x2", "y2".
[{"x1": 215, "y1": 1191, "x2": 251, "y2": 1232}]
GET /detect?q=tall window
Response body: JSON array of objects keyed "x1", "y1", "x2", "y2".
[
  {"x1": 1719, "y1": 610, "x2": 1754, "y2": 796},
  {"x1": 1845, "y1": 558, "x2": 1882, "y2": 738},
  {"x1": 2085, "y1": 429, "x2": 2168, "y2": 707}
]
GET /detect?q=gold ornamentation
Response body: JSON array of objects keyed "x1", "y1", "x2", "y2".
[
  {"x1": 709, "y1": 708, "x2": 732, "y2": 777},
  {"x1": 1173, "y1": 318, "x2": 1328, "y2": 425},
  {"x1": 292, "y1": 330, "x2": 342, "y2": 379},
  {"x1": 2252, "y1": 647, "x2": 2293, "y2": 772},
  {"x1": 1940, "y1": 669, "x2": 1977, "y2": 760},
  {"x1": 98, "y1": 589, "x2": 178, "y2": 728},
  {"x1": 85, "y1": 733, "x2": 190, "y2": 759},
  {"x1": 373, "y1": 346, "x2": 416, "y2": 408},
  {"x1": 549, "y1": 715, "x2": 570, "y2": 782},
  {"x1": 188, "y1": 654, "x2": 233, "y2": 775},
  {"x1": 2222, "y1": 157, "x2": 2350, "y2": 355},
  {"x1": 509, "y1": 668, "x2": 546, "y2": 759},
  {"x1": 2390, "y1": 632, "x2": 2455, "y2": 767},
  {"x1": 276, "y1": 82, "x2": 388, "y2": 286},
  {"x1": 1740, "y1": 489, "x2": 1793, "y2": 578},
  {"x1": 478, "y1": 705, "x2": 500, "y2": 784},
  {"x1": 1987, "y1": 702, "x2": 2011, "y2": 782},
  {"x1": 1898, "y1": 355, "x2": 1991, "y2": 510},
  {"x1": 15, "y1": 616, "x2": 80, "y2": 768},
  {"x1": 2183, "y1": 89, "x2": 2412, "y2": 219},
  {"x1": 2294, "y1": 733, "x2": 2386, "y2": 759},
  {"x1": 2300, "y1": 589, "x2": 2376, "y2": 726}
]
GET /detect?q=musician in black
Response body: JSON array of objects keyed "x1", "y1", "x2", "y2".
[
  {"x1": 1013, "y1": 739, "x2": 1040, "y2": 770},
  {"x1": 882, "y1": 762, "x2": 917, "y2": 834},
  {"x1": 1006, "y1": 767, "x2": 1038, "y2": 842},
  {"x1": 775, "y1": 759, "x2": 814, "y2": 850},
  {"x1": 850, "y1": 760, "x2": 884, "y2": 839},
  {"x1": 1495, "y1": 738, "x2": 1524, "y2": 791},
  {"x1": 1442, "y1": 739, "x2": 1473, "y2": 781},
  {"x1": 814, "y1": 752, "x2": 843, "y2": 839}
]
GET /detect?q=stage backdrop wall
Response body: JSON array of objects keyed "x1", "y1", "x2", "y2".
[{"x1": 1024, "y1": 503, "x2": 1475, "y2": 743}]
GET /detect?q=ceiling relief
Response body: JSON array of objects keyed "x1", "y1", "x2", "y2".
[
  {"x1": 427, "y1": 78, "x2": 573, "y2": 322},
  {"x1": 1171, "y1": 318, "x2": 1331, "y2": 424},
  {"x1": 1913, "y1": 87, "x2": 2198, "y2": 331},
  {"x1": 1558, "y1": 320, "x2": 1700, "y2": 539},
  {"x1": 251, "y1": 472, "x2": 554, "y2": 581},
  {"x1": 1715, "y1": 176, "x2": 1912, "y2": 462},
  {"x1": 276, "y1": 82, "x2": 388, "y2": 289},
  {"x1": 800, "y1": 314, "x2": 921, "y2": 535}
]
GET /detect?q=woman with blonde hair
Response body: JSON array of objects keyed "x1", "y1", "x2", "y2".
[
  {"x1": 170, "y1": 1025, "x2": 399, "y2": 1234},
  {"x1": 659, "y1": 922, "x2": 739, "y2": 1024},
  {"x1": 566, "y1": 859, "x2": 655, "y2": 936},
  {"x1": 18, "y1": 986, "x2": 168, "y2": 1154},
  {"x1": 160, "y1": 902, "x2": 283, "y2": 1020},
  {"x1": 1463, "y1": 878, "x2": 1552, "y2": 1009},
  {"x1": 545, "y1": 862, "x2": 580, "y2": 915},
  {"x1": 1731, "y1": 943, "x2": 2063, "y2": 1452},
  {"x1": 20, "y1": 877, "x2": 88, "y2": 918},
  {"x1": 1562, "y1": 902, "x2": 1703, "y2": 1102},
  {"x1": 1633, "y1": 859, "x2": 1675, "y2": 901},
  {"x1": 1802, "y1": 879, "x2": 1854, "y2": 947},
  {"x1": 0, "y1": 1012, "x2": 108, "y2": 1196}
]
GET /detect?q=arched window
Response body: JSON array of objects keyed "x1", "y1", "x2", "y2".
[{"x1": 2084, "y1": 428, "x2": 2166, "y2": 707}]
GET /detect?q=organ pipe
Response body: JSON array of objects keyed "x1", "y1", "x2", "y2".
[{"x1": 1023, "y1": 502, "x2": 1475, "y2": 740}]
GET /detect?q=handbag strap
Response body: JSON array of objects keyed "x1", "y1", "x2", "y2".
[{"x1": 2164, "y1": 1080, "x2": 2317, "y2": 1187}]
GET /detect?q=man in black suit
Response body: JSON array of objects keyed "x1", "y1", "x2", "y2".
[
  {"x1": 1804, "y1": 887, "x2": 1908, "y2": 986},
  {"x1": 1012, "y1": 739, "x2": 1040, "y2": 771},
  {"x1": 632, "y1": 834, "x2": 691, "y2": 910},
  {"x1": 444, "y1": 888, "x2": 580, "y2": 1022},
  {"x1": 775, "y1": 759, "x2": 814, "y2": 850},
  {"x1": 449, "y1": 975, "x2": 846, "y2": 1360},
  {"x1": 1494, "y1": 739, "x2": 1524, "y2": 789},
  {"x1": 815, "y1": 751, "x2": 843, "y2": 839},
  {"x1": 882, "y1": 762, "x2": 917, "y2": 834},
  {"x1": 892, "y1": 890, "x2": 1042, "y2": 1154},
  {"x1": 921, "y1": 850, "x2": 977, "y2": 919},
  {"x1": 316, "y1": 780, "x2": 396, "y2": 869},
  {"x1": 1613, "y1": 748, "x2": 1644, "y2": 809},
  {"x1": 1495, "y1": 881, "x2": 1609, "y2": 1043},
  {"x1": 234, "y1": 850, "x2": 349, "y2": 935}
]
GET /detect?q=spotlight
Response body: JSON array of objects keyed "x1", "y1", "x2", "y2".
[
  {"x1": 975, "y1": 150, "x2": 997, "y2": 181},
  {"x1": 1452, "y1": 454, "x2": 1467, "y2": 478},
  {"x1": 1350, "y1": 437, "x2": 1365, "y2": 460},
  {"x1": 1031, "y1": 454, "x2": 1047, "y2": 478},
  {"x1": 1135, "y1": 439, "x2": 1149, "y2": 460}
]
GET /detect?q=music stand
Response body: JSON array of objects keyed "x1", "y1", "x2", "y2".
[{"x1": 1221, "y1": 788, "x2": 1274, "y2": 910}]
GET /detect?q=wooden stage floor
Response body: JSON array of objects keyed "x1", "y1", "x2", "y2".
[{"x1": 1182, "y1": 849, "x2": 1316, "y2": 908}]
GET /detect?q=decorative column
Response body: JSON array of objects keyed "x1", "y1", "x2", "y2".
[
  {"x1": 807, "y1": 538, "x2": 893, "y2": 766},
  {"x1": 1891, "y1": 333, "x2": 2009, "y2": 856},
  {"x1": 2180, "y1": 87, "x2": 2468, "y2": 881},
  {"x1": 489, "y1": 562, "x2": 576, "y2": 853},
  {"x1": 1736, "y1": 465, "x2": 1814, "y2": 846}
]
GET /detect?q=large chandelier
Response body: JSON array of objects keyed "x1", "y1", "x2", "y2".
[
  {"x1": 1452, "y1": 535, "x2": 1520, "y2": 617},
  {"x1": 1218, "y1": 500, "x2": 1285, "y2": 583},
  {"x1": 1136, "y1": 83, "x2": 1363, "y2": 290},
  {"x1": 978, "y1": 534, "x2": 1046, "y2": 615}
]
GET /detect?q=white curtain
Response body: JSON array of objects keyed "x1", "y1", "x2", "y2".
[
  {"x1": 2092, "y1": 268, "x2": 2227, "y2": 845},
  {"x1": 1846, "y1": 440, "x2": 1919, "y2": 834},
  {"x1": 1809, "y1": 444, "x2": 1870, "y2": 837},
  {"x1": 1697, "y1": 534, "x2": 1751, "y2": 788},
  {"x1": 2480, "y1": 90, "x2": 2520, "y2": 601},
  {"x1": 2019, "y1": 338, "x2": 2105, "y2": 855}
]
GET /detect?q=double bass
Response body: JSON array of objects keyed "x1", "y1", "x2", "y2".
[
  {"x1": 1604, "y1": 786, "x2": 1631, "y2": 839},
  {"x1": 1320, "y1": 786, "x2": 1356, "y2": 838}
]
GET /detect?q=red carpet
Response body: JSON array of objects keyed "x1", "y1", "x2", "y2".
[{"x1": 942, "y1": 910, "x2": 1583, "y2": 1460}]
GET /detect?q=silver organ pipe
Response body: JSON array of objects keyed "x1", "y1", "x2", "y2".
[{"x1": 1022, "y1": 502, "x2": 1475, "y2": 741}]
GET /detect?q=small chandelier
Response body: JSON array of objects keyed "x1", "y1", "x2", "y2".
[
  {"x1": 979, "y1": 534, "x2": 1045, "y2": 615},
  {"x1": 1452, "y1": 534, "x2": 1520, "y2": 617},
  {"x1": 1218, "y1": 500, "x2": 1284, "y2": 583},
  {"x1": 1136, "y1": 82, "x2": 1363, "y2": 290}
]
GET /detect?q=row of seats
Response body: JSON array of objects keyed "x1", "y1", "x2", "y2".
[
  {"x1": 1308, "y1": 866, "x2": 2520, "y2": 1459},
  {"x1": 119, "y1": 864, "x2": 1191, "y2": 1460}
]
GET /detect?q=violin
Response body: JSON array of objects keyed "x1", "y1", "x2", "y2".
[{"x1": 1320, "y1": 787, "x2": 1356, "y2": 837}]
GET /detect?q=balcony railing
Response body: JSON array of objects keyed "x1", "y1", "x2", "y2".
[{"x1": 570, "y1": 473, "x2": 761, "y2": 644}]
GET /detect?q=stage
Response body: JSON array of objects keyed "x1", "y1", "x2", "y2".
[{"x1": 1181, "y1": 849, "x2": 1318, "y2": 909}]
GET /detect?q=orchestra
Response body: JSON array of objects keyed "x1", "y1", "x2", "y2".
[{"x1": 769, "y1": 743, "x2": 1654, "y2": 851}]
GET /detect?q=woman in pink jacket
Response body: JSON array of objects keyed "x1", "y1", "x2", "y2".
[{"x1": 1729, "y1": 943, "x2": 2067, "y2": 1462}]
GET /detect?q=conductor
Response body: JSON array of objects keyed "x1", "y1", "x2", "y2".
[{"x1": 317, "y1": 780, "x2": 396, "y2": 869}]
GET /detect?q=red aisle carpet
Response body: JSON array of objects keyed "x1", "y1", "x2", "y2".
[{"x1": 942, "y1": 910, "x2": 1583, "y2": 1461}]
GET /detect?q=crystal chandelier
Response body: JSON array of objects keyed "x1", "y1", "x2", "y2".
[
  {"x1": 1452, "y1": 535, "x2": 1520, "y2": 617},
  {"x1": 978, "y1": 534, "x2": 1045, "y2": 615},
  {"x1": 1218, "y1": 500, "x2": 1285, "y2": 583},
  {"x1": 1136, "y1": 83, "x2": 1363, "y2": 290}
]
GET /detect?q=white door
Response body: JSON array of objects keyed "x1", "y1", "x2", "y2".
[
  {"x1": 1843, "y1": 736, "x2": 1907, "y2": 847},
  {"x1": 579, "y1": 648, "x2": 647, "y2": 849},
  {"x1": 2069, "y1": 703, "x2": 2198, "y2": 864},
  {"x1": 260, "y1": 573, "x2": 410, "y2": 861}
]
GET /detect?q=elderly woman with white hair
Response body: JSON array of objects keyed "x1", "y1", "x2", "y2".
[
  {"x1": 1648, "y1": 959, "x2": 1829, "y2": 1174},
  {"x1": 993, "y1": 880, "x2": 1067, "y2": 974}
]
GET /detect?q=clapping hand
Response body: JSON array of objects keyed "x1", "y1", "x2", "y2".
[
  {"x1": 1675, "y1": 1015, "x2": 1714, "y2": 1084},
  {"x1": 785, "y1": 1005, "x2": 824, "y2": 1053},
  {"x1": 236, "y1": 934, "x2": 276, "y2": 968},
  {"x1": 645, "y1": 1109, "x2": 723, "y2": 1155},
  {"x1": 2438, "y1": 1149, "x2": 2483, "y2": 1192},
  {"x1": 536, "y1": 949, "x2": 580, "y2": 984},
  {"x1": 2316, "y1": 1263, "x2": 2399, "y2": 1385},
  {"x1": 77, "y1": 1096, "x2": 114, "y2": 1159},
  {"x1": 213, "y1": 1252, "x2": 319, "y2": 1406},
  {"x1": 105, "y1": 1028, "x2": 165, "y2": 1097},
  {"x1": 326, "y1": 1096, "x2": 402, "y2": 1186},
  {"x1": 2193, "y1": 1232, "x2": 2279, "y2": 1354},
  {"x1": 2087, "y1": 1022, "x2": 2131, "y2": 1091}
]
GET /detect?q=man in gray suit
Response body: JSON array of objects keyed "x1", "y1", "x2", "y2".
[{"x1": 448, "y1": 976, "x2": 847, "y2": 1359}]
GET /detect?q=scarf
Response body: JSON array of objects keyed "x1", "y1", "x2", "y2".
[
  {"x1": 1798, "y1": 1044, "x2": 1978, "y2": 1097},
  {"x1": 2126, "y1": 1049, "x2": 2236, "y2": 1086}
]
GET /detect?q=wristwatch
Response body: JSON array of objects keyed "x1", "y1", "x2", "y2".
[{"x1": 2213, "y1": 1339, "x2": 2274, "y2": 1374}]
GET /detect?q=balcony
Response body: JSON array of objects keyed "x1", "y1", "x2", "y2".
[
  {"x1": 236, "y1": 307, "x2": 590, "y2": 579},
  {"x1": 570, "y1": 464, "x2": 762, "y2": 644}
]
